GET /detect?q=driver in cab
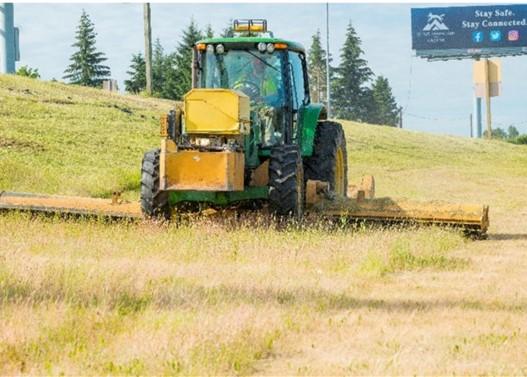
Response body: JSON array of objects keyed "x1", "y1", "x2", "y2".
[
  {"x1": 232, "y1": 54, "x2": 284, "y2": 146},
  {"x1": 234, "y1": 56, "x2": 283, "y2": 107}
]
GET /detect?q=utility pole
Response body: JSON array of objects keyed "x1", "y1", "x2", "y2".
[
  {"x1": 483, "y1": 58, "x2": 492, "y2": 139},
  {"x1": 475, "y1": 97, "x2": 482, "y2": 138},
  {"x1": 144, "y1": 3, "x2": 153, "y2": 95},
  {"x1": 325, "y1": 2, "x2": 331, "y2": 118},
  {"x1": 0, "y1": 3, "x2": 16, "y2": 74},
  {"x1": 469, "y1": 113, "x2": 473, "y2": 138}
]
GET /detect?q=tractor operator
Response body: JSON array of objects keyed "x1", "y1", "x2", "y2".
[{"x1": 233, "y1": 55, "x2": 284, "y2": 146}]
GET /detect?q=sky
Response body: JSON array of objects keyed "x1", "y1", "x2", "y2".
[{"x1": 12, "y1": 2, "x2": 527, "y2": 136}]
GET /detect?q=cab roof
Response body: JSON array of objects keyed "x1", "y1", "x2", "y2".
[{"x1": 196, "y1": 36, "x2": 305, "y2": 53}]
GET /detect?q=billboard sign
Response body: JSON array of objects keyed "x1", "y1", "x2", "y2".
[{"x1": 411, "y1": 4, "x2": 527, "y2": 59}]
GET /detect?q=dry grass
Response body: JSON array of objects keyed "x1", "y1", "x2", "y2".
[{"x1": 1, "y1": 76, "x2": 527, "y2": 375}]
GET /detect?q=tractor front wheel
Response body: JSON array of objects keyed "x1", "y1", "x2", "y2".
[
  {"x1": 304, "y1": 121, "x2": 348, "y2": 197},
  {"x1": 268, "y1": 145, "x2": 305, "y2": 219},
  {"x1": 140, "y1": 149, "x2": 170, "y2": 219}
]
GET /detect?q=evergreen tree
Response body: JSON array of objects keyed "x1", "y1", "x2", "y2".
[
  {"x1": 368, "y1": 76, "x2": 400, "y2": 126},
  {"x1": 63, "y1": 10, "x2": 110, "y2": 87},
  {"x1": 331, "y1": 21, "x2": 373, "y2": 121},
  {"x1": 152, "y1": 38, "x2": 167, "y2": 95},
  {"x1": 124, "y1": 53, "x2": 146, "y2": 93},
  {"x1": 307, "y1": 30, "x2": 329, "y2": 105},
  {"x1": 164, "y1": 20, "x2": 203, "y2": 100},
  {"x1": 205, "y1": 24, "x2": 214, "y2": 39},
  {"x1": 221, "y1": 19, "x2": 234, "y2": 38},
  {"x1": 508, "y1": 125, "x2": 520, "y2": 139}
]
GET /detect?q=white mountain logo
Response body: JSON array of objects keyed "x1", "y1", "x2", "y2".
[{"x1": 423, "y1": 13, "x2": 449, "y2": 31}]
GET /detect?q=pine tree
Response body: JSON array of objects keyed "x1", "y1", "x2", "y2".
[
  {"x1": 63, "y1": 10, "x2": 110, "y2": 87},
  {"x1": 152, "y1": 38, "x2": 167, "y2": 95},
  {"x1": 124, "y1": 53, "x2": 146, "y2": 93},
  {"x1": 331, "y1": 21, "x2": 373, "y2": 121},
  {"x1": 368, "y1": 76, "x2": 400, "y2": 126},
  {"x1": 221, "y1": 19, "x2": 234, "y2": 38},
  {"x1": 508, "y1": 125, "x2": 520, "y2": 139},
  {"x1": 163, "y1": 20, "x2": 204, "y2": 100},
  {"x1": 307, "y1": 30, "x2": 329, "y2": 105},
  {"x1": 205, "y1": 24, "x2": 214, "y2": 39}
]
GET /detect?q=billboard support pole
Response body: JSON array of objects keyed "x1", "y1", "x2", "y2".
[
  {"x1": 470, "y1": 113, "x2": 473, "y2": 138},
  {"x1": 0, "y1": 3, "x2": 16, "y2": 74},
  {"x1": 475, "y1": 97, "x2": 483, "y2": 138},
  {"x1": 484, "y1": 58, "x2": 492, "y2": 139}
]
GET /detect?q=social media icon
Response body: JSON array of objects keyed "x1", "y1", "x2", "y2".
[
  {"x1": 472, "y1": 31, "x2": 484, "y2": 43},
  {"x1": 490, "y1": 30, "x2": 502, "y2": 42},
  {"x1": 508, "y1": 30, "x2": 520, "y2": 41}
]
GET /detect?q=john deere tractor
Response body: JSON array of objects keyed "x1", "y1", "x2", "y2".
[{"x1": 140, "y1": 19, "x2": 347, "y2": 219}]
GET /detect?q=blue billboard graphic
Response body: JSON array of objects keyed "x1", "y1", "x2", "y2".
[{"x1": 411, "y1": 4, "x2": 527, "y2": 58}]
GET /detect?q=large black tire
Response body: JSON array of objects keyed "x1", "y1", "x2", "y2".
[
  {"x1": 268, "y1": 145, "x2": 305, "y2": 218},
  {"x1": 304, "y1": 121, "x2": 348, "y2": 197},
  {"x1": 140, "y1": 149, "x2": 170, "y2": 219}
]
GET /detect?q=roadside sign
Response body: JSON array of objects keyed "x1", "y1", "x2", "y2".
[
  {"x1": 473, "y1": 59, "x2": 501, "y2": 97},
  {"x1": 411, "y1": 4, "x2": 527, "y2": 59}
]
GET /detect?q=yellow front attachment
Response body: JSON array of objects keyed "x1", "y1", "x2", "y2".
[
  {"x1": 165, "y1": 150, "x2": 245, "y2": 191},
  {"x1": 184, "y1": 89, "x2": 250, "y2": 135}
]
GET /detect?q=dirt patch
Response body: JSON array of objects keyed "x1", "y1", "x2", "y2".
[
  {"x1": 42, "y1": 97, "x2": 75, "y2": 105},
  {"x1": 0, "y1": 138, "x2": 46, "y2": 152},
  {"x1": 110, "y1": 104, "x2": 133, "y2": 115}
]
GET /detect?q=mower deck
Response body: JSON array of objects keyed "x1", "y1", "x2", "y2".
[
  {"x1": 0, "y1": 189, "x2": 489, "y2": 237},
  {"x1": 0, "y1": 191, "x2": 142, "y2": 219}
]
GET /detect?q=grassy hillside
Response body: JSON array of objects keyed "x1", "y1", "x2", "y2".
[
  {"x1": 0, "y1": 75, "x2": 173, "y2": 199},
  {"x1": 347, "y1": 120, "x2": 527, "y2": 211},
  {"x1": 2, "y1": 74, "x2": 527, "y2": 207},
  {"x1": 1, "y1": 76, "x2": 527, "y2": 375}
]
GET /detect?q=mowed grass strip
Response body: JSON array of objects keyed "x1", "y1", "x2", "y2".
[{"x1": 0, "y1": 75, "x2": 174, "y2": 199}]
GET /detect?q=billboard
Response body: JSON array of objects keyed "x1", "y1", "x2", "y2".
[{"x1": 411, "y1": 4, "x2": 527, "y2": 59}]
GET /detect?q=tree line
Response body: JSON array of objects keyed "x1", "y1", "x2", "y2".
[
  {"x1": 15, "y1": 10, "x2": 527, "y2": 139},
  {"x1": 126, "y1": 19, "x2": 401, "y2": 127},
  {"x1": 483, "y1": 125, "x2": 527, "y2": 145},
  {"x1": 57, "y1": 11, "x2": 400, "y2": 127}
]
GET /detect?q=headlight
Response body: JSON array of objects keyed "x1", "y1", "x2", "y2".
[
  {"x1": 257, "y1": 42, "x2": 267, "y2": 52},
  {"x1": 215, "y1": 44, "x2": 225, "y2": 54},
  {"x1": 266, "y1": 43, "x2": 275, "y2": 53},
  {"x1": 206, "y1": 44, "x2": 214, "y2": 54}
]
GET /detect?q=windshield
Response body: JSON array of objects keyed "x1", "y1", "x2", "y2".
[{"x1": 199, "y1": 49, "x2": 286, "y2": 107}]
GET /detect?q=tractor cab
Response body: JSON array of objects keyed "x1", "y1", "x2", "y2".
[{"x1": 192, "y1": 19, "x2": 310, "y2": 149}]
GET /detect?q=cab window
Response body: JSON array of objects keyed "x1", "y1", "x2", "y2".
[{"x1": 287, "y1": 52, "x2": 307, "y2": 110}]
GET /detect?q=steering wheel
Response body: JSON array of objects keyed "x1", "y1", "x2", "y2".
[{"x1": 232, "y1": 80, "x2": 261, "y2": 100}]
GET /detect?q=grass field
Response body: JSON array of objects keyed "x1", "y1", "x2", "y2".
[{"x1": 1, "y1": 75, "x2": 527, "y2": 375}]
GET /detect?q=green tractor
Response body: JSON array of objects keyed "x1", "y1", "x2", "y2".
[{"x1": 141, "y1": 19, "x2": 347, "y2": 218}]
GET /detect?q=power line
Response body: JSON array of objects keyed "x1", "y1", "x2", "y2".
[
  {"x1": 405, "y1": 112, "x2": 467, "y2": 122},
  {"x1": 402, "y1": 53, "x2": 414, "y2": 113}
]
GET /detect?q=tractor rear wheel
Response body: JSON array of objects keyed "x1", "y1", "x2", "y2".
[
  {"x1": 304, "y1": 121, "x2": 348, "y2": 197},
  {"x1": 268, "y1": 145, "x2": 305, "y2": 219},
  {"x1": 140, "y1": 149, "x2": 170, "y2": 219}
]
